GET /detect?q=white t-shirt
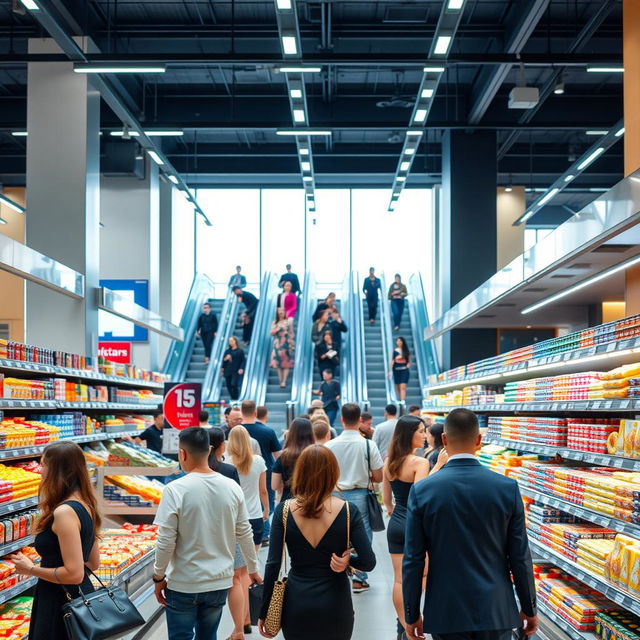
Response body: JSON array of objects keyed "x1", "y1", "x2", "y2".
[
  {"x1": 325, "y1": 430, "x2": 384, "y2": 490},
  {"x1": 372, "y1": 418, "x2": 398, "y2": 458},
  {"x1": 233, "y1": 454, "x2": 267, "y2": 518}
]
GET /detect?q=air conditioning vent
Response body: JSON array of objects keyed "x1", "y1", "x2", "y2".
[
  {"x1": 551, "y1": 274, "x2": 574, "y2": 279},
  {"x1": 593, "y1": 244, "x2": 634, "y2": 253},
  {"x1": 523, "y1": 287, "x2": 547, "y2": 293}
]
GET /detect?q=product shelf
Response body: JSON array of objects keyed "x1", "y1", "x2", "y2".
[
  {"x1": 0, "y1": 498, "x2": 38, "y2": 518},
  {"x1": 0, "y1": 400, "x2": 160, "y2": 411},
  {"x1": 483, "y1": 437, "x2": 640, "y2": 472},
  {"x1": 101, "y1": 466, "x2": 177, "y2": 477},
  {"x1": 108, "y1": 550, "x2": 155, "y2": 586},
  {"x1": 528, "y1": 539, "x2": 640, "y2": 616},
  {"x1": 101, "y1": 505, "x2": 159, "y2": 516},
  {"x1": 0, "y1": 578, "x2": 37, "y2": 606},
  {"x1": 537, "y1": 600, "x2": 597, "y2": 640},
  {"x1": 0, "y1": 536, "x2": 35, "y2": 558},
  {"x1": 0, "y1": 358, "x2": 165, "y2": 390},
  {"x1": 423, "y1": 399, "x2": 640, "y2": 414}
]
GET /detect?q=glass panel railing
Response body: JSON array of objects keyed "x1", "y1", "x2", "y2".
[
  {"x1": 163, "y1": 273, "x2": 215, "y2": 380},
  {"x1": 379, "y1": 273, "x2": 399, "y2": 408},
  {"x1": 351, "y1": 271, "x2": 369, "y2": 410},
  {"x1": 408, "y1": 272, "x2": 440, "y2": 394},
  {"x1": 339, "y1": 272, "x2": 355, "y2": 404}
]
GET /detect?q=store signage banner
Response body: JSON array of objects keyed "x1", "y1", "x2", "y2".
[
  {"x1": 98, "y1": 342, "x2": 131, "y2": 364},
  {"x1": 163, "y1": 382, "x2": 202, "y2": 430}
]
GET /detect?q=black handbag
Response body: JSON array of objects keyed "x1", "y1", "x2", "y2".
[
  {"x1": 248, "y1": 583, "x2": 264, "y2": 626},
  {"x1": 62, "y1": 568, "x2": 145, "y2": 640},
  {"x1": 365, "y1": 440, "x2": 385, "y2": 532}
]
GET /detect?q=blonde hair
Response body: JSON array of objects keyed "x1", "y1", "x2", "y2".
[{"x1": 227, "y1": 426, "x2": 254, "y2": 475}]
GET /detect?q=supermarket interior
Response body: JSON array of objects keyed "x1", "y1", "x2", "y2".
[{"x1": 1, "y1": 0, "x2": 640, "y2": 640}]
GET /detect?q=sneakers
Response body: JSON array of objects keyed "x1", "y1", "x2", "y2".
[
  {"x1": 352, "y1": 580, "x2": 370, "y2": 593},
  {"x1": 261, "y1": 537, "x2": 270, "y2": 548}
]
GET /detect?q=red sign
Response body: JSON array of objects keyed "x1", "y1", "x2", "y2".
[
  {"x1": 98, "y1": 342, "x2": 131, "y2": 364},
  {"x1": 163, "y1": 382, "x2": 202, "y2": 430}
]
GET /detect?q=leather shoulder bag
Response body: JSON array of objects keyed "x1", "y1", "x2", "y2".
[{"x1": 365, "y1": 439, "x2": 385, "y2": 532}]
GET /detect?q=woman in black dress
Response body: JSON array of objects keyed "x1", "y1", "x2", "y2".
[
  {"x1": 388, "y1": 336, "x2": 411, "y2": 402},
  {"x1": 425, "y1": 422, "x2": 445, "y2": 471},
  {"x1": 271, "y1": 418, "x2": 314, "y2": 502},
  {"x1": 315, "y1": 331, "x2": 339, "y2": 376},
  {"x1": 382, "y1": 416, "x2": 430, "y2": 636},
  {"x1": 9, "y1": 441, "x2": 100, "y2": 640},
  {"x1": 222, "y1": 336, "x2": 246, "y2": 400},
  {"x1": 259, "y1": 445, "x2": 376, "y2": 640}
]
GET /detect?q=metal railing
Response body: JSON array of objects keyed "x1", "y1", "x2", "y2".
[
  {"x1": 346, "y1": 271, "x2": 369, "y2": 410},
  {"x1": 238, "y1": 272, "x2": 279, "y2": 405},
  {"x1": 379, "y1": 273, "x2": 400, "y2": 409},
  {"x1": 408, "y1": 272, "x2": 440, "y2": 395},
  {"x1": 162, "y1": 273, "x2": 215, "y2": 380},
  {"x1": 339, "y1": 272, "x2": 355, "y2": 404},
  {"x1": 202, "y1": 288, "x2": 239, "y2": 401}
]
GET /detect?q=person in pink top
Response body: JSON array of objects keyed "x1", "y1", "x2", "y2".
[{"x1": 278, "y1": 280, "x2": 298, "y2": 324}]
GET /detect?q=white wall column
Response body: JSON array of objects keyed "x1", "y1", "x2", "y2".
[{"x1": 496, "y1": 186, "x2": 525, "y2": 270}]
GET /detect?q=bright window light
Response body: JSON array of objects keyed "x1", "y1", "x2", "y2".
[
  {"x1": 19, "y1": 0, "x2": 39, "y2": 9},
  {"x1": 576, "y1": 147, "x2": 605, "y2": 171},
  {"x1": 276, "y1": 130, "x2": 331, "y2": 136},
  {"x1": 564, "y1": 174, "x2": 574, "y2": 182},
  {"x1": 301, "y1": 161, "x2": 311, "y2": 171},
  {"x1": 168, "y1": 175, "x2": 179, "y2": 185},
  {"x1": 282, "y1": 36, "x2": 298, "y2": 55},
  {"x1": 586, "y1": 67, "x2": 624, "y2": 73},
  {"x1": 290, "y1": 89, "x2": 303, "y2": 98},
  {"x1": 279, "y1": 67, "x2": 321, "y2": 73},
  {"x1": 536, "y1": 188, "x2": 559, "y2": 207},
  {"x1": 615, "y1": 127, "x2": 625, "y2": 137},
  {"x1": 433, "y1": 35, "x2": 452, "y2": 56},
  {"x1": 585, "y1": 130, "x2": 608, "y2": 136},
  {"x1": 11, "y1": 131, "x2": 27, "y2": 137},
  {"x1": 423, "y1": 66, "x2": 445, "y2": 73},
  {"x1": 276, "y1": 0, "x2": 292, "y2": 9},
  {"x1": 400, "y1": 161, "x2": 411, "y2": 171},
  {"x1": 0, "y1": 194, "x2": 25, "y2": 214},
  {"x1": 447, "y1": 0, "x2": 465, "y2": 9},
  {"x1": 293, "y1": 109, "x2": 306, "y2": 123},
  {"x1": 74, "y1": 65, "x2": 166, "y2": 74},
  {"x1": 421, "y1": 88, "x2": 435, "y2": 98},
  {"x1": 414, "y1": 109, "x2": 428, "y2": 123},
  {"x1": 147, "y1": 150, "x2": 165, "y2": 166}
]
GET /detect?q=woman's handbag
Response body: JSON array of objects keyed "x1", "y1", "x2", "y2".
[
  {"x1": 62, "y1": 568, "x2": 145, "y2": 640},
  {"x1": 263, "y1": 500, "x2": 291, "y2": 637},
  {"x1": 365, "y1": 439, "x2": 386, "y2": 532}
]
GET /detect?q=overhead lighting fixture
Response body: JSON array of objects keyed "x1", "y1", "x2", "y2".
[
  {"x1": 0, "y1": 194, "x2": 25, "y2": 214},
  {"x1": 589, "y1": 187, "x2": 608, "y2": 192},
  {"x1": 400, "y1": 161, "x2": 411, "y2": 171},
  {"x1": 421, "y1": 88, "x2": 435, "y2": 99},
  {"x1": 277, "y1": 129, "x2": 331, "y2": 136},
  {"x1": 522, "y1": 253, "x2": 640, "y2": 315},
  {"x1": 520, "y1": 211, "x2": 535, "y2": 224},
  {"x1": 615, "y1": 127, "x2": 625, "y2": 137},
  {"x1": 290, "y1": 89, "x2": 303, "y2": 98},
  {"x1": 433, "y1": 35, "x2": 452, "y2": 56},
  {"x1": 147, "y1": 150, "x2": 165, "y2": 166},
  {"x1": 585, "y1": 130, "x2": 608, "y2": 136},
  {"x1": 299, "y1": 148, "x2": 310, "y2": 155},
  {"x1": 276, "y1": 0, "x2": 292, "y2": 9},
  {"x1": 19, "y1": 0, "x2": 39, "y2": 9},
  {"x1": 406, "y1": 130, "x2": 423, "y2": 136},
  {"x1": 446, "y1": 0, "x2": 465, "y2": 10},
  {"x1": 553, "y1": 80, "x2": 565, "y2": 95},
  {"x1": 396, "y1": 177, "x2": 406, "y2": 182},
  {"x1": 279, "y1": 66, "x2": 322, "y2": 73},
  {"x1": 73, "y1": 64, "x2": 166, "y2": 74},
  {"x1": 414, "y1": 109, "x2": 428, "y2": 123},
  {"x1": 505, "y1": 186, "x2": 513, "y2": 193},
  {"x1": 405, "y1": 148, "x2": 416, "y2": 156},
  {"x1": 423, "y1": 66, "x2": 445, "y2": 73},
  {"x1": 0, "y1": 216, "x2": 7, "y2": 225},
  {"x1": 11, "y1": 131, "x2": 27, "y2": 137},
  {"x1": 576, "y1": 146, "x2": 605, "y2": 171},
  {"x1": 167, "y1": 175, "x2": 179, "y2": 185},
  {"x1": 281, "y1": 36, "x2": 298, "y2": 55},
  {"x1": 586, "y1": 67, "x2": 624, "y2": 73},
  {"x1": 564, "y1": 174, "x2": 574, "y2": 182},
  {"x1": 301, "y1": 161, "x2": 311, "y2": 171},
  {"x1": 293, "y1": 109, "x2": 306, "y2": 123},
  {"x1": 303, "y1": 176, "x2": 313, "y2": 182},
  {"x1": 536, "y1": 187, "x2": 559, "y2": 207},
  {"x1": 110, "y1": 129, "x2": 183, "y2": 137}
]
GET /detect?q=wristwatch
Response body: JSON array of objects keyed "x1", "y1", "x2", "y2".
[{"x1": 152, "y1": 575, "x2": 166, "y2": 584}]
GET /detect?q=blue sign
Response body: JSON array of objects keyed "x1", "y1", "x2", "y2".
[{"x1": 99, "y1": 279, "x2": 149, "y2": 342}]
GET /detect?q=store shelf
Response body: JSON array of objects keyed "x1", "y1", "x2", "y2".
[
  {"x1": 101, "y1": 505, "x2": 158, "y2": 516},
  {"x1": 0, "y1": 358, "x2": 165, "y2": 390},
  {"x1": 423, "y1": 399, "x2": 640, "y2": 413},
  {"x1": 483, "y1": 437, "x2": 640, "y2": 472},
  {"x1": 528, "y1": 539, "x2": 640, "y2": 616},
  {"x1": 0, "y1": 578, "x2": 37, "y2": 606},
  {"x1": 110, "y1": 551, "x2": 156, "y2": 586},
  {"x1": 537, "y1": 600, "x2": 597, "y2": 640},
  {"x1": 0, "y1": 399, "x2": 160, "y2": 411},
  {"x1": 0, "y1": 498, "x2": 38, "y2": 517},
  {"x1": 0, "y1": 536, "x2": 35, "y2": 557},
  {"x1": 426, "y1": 339, "x2": 640, "y2": 394},
  {"x1": 103, "y1": 466, "x2": 177, "y2": 476}
]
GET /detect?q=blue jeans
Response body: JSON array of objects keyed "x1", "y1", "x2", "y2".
[
  {"x1": 337, "y1": 488, "x2": 372, "y2": 582},
  {"x1": 391, "y1": 298, "x2": 405, "y2": 328},
  {"x1": 165, "y1": 587, "x2": 228, "y2": 640},
  {"x1": 325, "y1": 406, "x2": 338, "y2": 426}
]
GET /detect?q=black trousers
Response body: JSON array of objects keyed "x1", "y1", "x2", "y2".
[
  {"x1": 243, "y1": 316, "x2": 255, "y2": 343},
  {"x1": 366, "y1": 295, "x2": 378, "y2": 321},
  {"x1": 225, "y1": 373, "x2": 241, "y2": 400},
  {"x1": 432, "y1": 629, "x2": 513, "y2": 640},
  {"x1": 201, "y1": 331, "x2": 215, "y2": 358}
]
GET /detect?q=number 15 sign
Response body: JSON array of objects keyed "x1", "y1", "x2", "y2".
[{"x1": 163, "y1": 382, "x2": 202, "y2": 430}]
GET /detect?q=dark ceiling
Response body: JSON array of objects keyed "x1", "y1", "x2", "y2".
[{"x1": 0, "y1": 0, "x2": 625, "y2": 219}]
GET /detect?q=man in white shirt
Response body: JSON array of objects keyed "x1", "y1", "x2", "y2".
[
  {"x1": 372, "y1": 403, "x2": 399, "y2": 458},
  {"x1": 325, "y1": 403, "x2": 383, "y2": 593},
  {"x1": 153, "y1": 427, "x2": 262, "y2": 640}
]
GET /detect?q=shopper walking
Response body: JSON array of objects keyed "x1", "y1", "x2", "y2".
[
  {"x1": 234, "y1": 287, "x2": 259, "y2": 346},
  {"x1": 9, "y1": 442, "x2": 100, "y2": 640},
  {"x1": 229, "y1": 266, "x2": 247, "y2": 290},
  {"x1": 222, "y1": 336, "x2": 245, "y2": 401},
  {"x1": 259, "y1": 445, "x2": 376, "y2": 640},
  {"x1": 271, "y1": 417, "x2": 314, "y2": 502},
  {"x1": 315, "y1": 331, "x2": 339, "y2": 377},
  {"x1": 388, "y1": 274, "x2": 408, "y2": 331},
  {"x1": 153, "y1": 427, "x2": 261, "y2": 640},
  {"x1": 327, "y1": 306, "x2": 348, "y2": 355},
  {"x1": 312, "y1": 369, "x2": 341, "y2": 426},
  {"x1": 372, "y1": 403, "x2": 398, "y2": 459},
  {"x1": 403, "y1": 409, "x2": 538, "y2": 640},
  {"x1": 362, "y1": 267, "x2": 381, "y2": 324},
  {"x1": 312, "y1": 418, "x2": 332, "y2": 444},
  {"x1": 382, "y1": 416, "x2": 430, "y2": 635},
  {"x1": 424, "y1": 422, "x2": 444, "y2": 471},
  {"x1": 278, "y1": 264, "x2": 301, "y2": 295},
  {"x1": 227, "y1": 427, "x2": 270, "y2": 552},
  {"x1": 325, "y1": 403, "x2": 383, "y2": 592},
  {"x1": 359, "y1": 411, "x2": 374, "y2": 439},
  {"x1": 270, "y1": 307, "x2": 295, "y2": 388},
  {"x1": 389, "y1": 337, "x2": 411, "y2": 403},
  {"x1": 196, "y1": 301, "x2": 219, "y2": 364},
  {"x1": 311, "y1": 307, "x2": 331, "y2": 346}
]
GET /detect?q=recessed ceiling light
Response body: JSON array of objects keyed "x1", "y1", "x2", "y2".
[
  {"x1": 301, "y1": 161, "x2": 311, "y2": 171},
  {"x1": 446, "y1": 0, "x2": 465, "y2": 9},
  {"x1": 290, "y1": 89, "x2": 303, "y2": 98},
  {"x1": 168, "y1": 175, "x2": 179, "y2": 184},
  {"x1": 423, "y1": 66, "x2": 445, "y2": 73},
  {"x1": 586, "y1": 67, "x2": 624, "y2": 73},
  {"x1": 293, "y1": 109, "x2": 306, "y2": 123},
  {"x1": 276, "y1": 0, "x2": 292, "y2": 9},
  {"x1": 564, "y1": 174, "x2": 574, "y2": 182},
  {"x1": 299, "y1": 148, "x2": 310, "y2": 155},
  {"x1": 615, "y1": 127, "x2": 625, "y2": 137},
  {"x1": 505, "y1": 186, "x2": 512, "y2": 192},
  {"x1": 405, "y1": 148, "x2": 416, "y2": 156},
  {"x1": 279, "y1": 67, "x2": 322, "y2": 73},
  {"x1": 74, "y1": 65, "x2": 166, "y2": 74},
  {"x1": 433, "y1": 35, "x2": 452, "y2": 56},
  {"x1": 303, "y1": 176, "x2": 312, "y2": 182},
  {"x1": 400, "y1": 161, "x2": 411, "y2": 171},
  {"x1": 147, "y1": 150, "x2": 165, "y2": 166},
  {"x1": 396, "y1": 177, "x2": 406, "y2": 182},
  {"x1": 282, "y1": 36, "x2": 298, "y2": 55},
  {"x1": 576, "y1": 147, "x2": 605, "y2": 171},
  {"x1": 421, "y1": 88, "x2": 435, "y2": 99},
  {"x1": 11, "y1": 131, "x2": 27, "y2": 137},
  {"x1": 413, "y1": 109, "x2": 428, "y2": 123},
  {"x1": 406, "y1": 130, "x2": 423, "y2": 136},
  {"x1": 585, "y1": 130, "x2": 608, "y2": 136}
]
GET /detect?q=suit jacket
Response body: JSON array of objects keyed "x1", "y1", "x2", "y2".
[{"x1": 402, "y1": 458, "x2": 536, "y2": 634}]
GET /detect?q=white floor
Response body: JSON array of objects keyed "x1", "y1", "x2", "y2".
[{"x1": 147, "y1": 529, "x2": 398, "y2": 640}]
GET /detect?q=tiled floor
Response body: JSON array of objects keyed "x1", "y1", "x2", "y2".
[{"x1": 146, "y1": 529, "x2": 398, "y2": 640}]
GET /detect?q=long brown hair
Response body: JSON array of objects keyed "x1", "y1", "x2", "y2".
[
  {"x1": 387, "y1": 415, "x2": 425, "y2": 480},
  {"x1": 37, "y1": 441, "x2": 101, "y2": 534},
  {"x1": 292, "y1": 445, "x2": 339, "y2": 518},
  {"x1": 280, "y1": 418, "x2": 314, "y2": 471},
  {"x1": 227, "y1": 425, "x2": 254, "y2": 475}
]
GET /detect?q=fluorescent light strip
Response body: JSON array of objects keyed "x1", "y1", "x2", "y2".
[
  {"x1": 277, "y1": 130, "x2": 331, "y2": 136},
  {"x1": 290, "y1": 89, "x2": 302, "y2": 98},
  {"x1": 110, "y1": 130, "x2": 184, "y2": 137},
  {"x1": 433, "y1": 35, "x2": 452, "y2": 56},
  {"x1": 520, "y1": 211, "x2": 535, "y2": 224},
  {"x1": 405, "y1": 148, "x2": 416, "y2": 156},
  {"x1": 74, "y1": 65, "x2": 166, "y2": 74},
  {"x1": 281, "y1": 36, "x2": 298, "y2": 55},
  {"x1": 400, "y1": 161, "x2": 411, "y2": 171},
  {"x1": 303, "y1": 176, "x2": 313, "y2": 182},
  {"x1": 168, "y1": 175, "x2": 179, "y2": 185},
  {"x1": 301, "y1": 161, "x2": 311, "y2": 171},
  {"x1": 615, "y1": 127, "x2": 625, "y2": 137},
  {"x1": 564, "y1": 174, "x2": 574, "y2": 182},
  {"x1": 586, "y1": 67, "x2": 624, "y2": 73},
  {"x1": 406, "y1": 130, "x2": 423, "y2": 136},
  {"x1": 0, "y1": 194, "x2": 25, "y2": 214},
  {"x1": 396, "y1": 177, "x2": 406, "y2": 182},
  {"x1": 19, "y1": 0, "x2": 39, "y2": 10},
  {"x1": 414, "y1": 109, "x2": 428, "y2": 123},
  {"x1": 299, "y1": 148, "x2": 310, "y2": 155},
  {"x1": 576, "y1": 146, "x2": 605, "y2": 171},
  {"x1": 536, "y1": 187, "x2": 559, "y2": 208},
  {"x1": 293, "y1": 109, "x2": 306, "y2": 123},
  {"x1": 447, "y1": 0, "x2": 465, "y2": 10},
  {"x1": 585, "y1": 130, "x2": 608, "y2": 136},
  {"x1": 522, "y1": 254, "x2": 640, "y2": 315},
  {"x1": 276, "y1": 0, "x2": 292, "y2": 9},
  {"x1": 279, "y1": 67, "x2": 321, "y2": 73},
  {"x1": 421, "y1": 88, "x2": 434, "y2": 98},
  {"x1": 147, "y1": 150, "x2": 165, "y2": 166},
  {"x1": 11, "y1": 131, "x2": 27, "y2": 137},
  {"x1": 423, "y1": 66, "x2": 445, "y2": 73}
]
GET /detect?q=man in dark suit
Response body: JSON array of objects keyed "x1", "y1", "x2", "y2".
[
  {"x1": 233, "y1": 287, "x2": 259, "y2": 345},
  {"x1": 403, "y1": 408, "x2": 538, "y2": 640},
  {"x1": 279, "y1": 264, "x2": 301, "y2": 295}
]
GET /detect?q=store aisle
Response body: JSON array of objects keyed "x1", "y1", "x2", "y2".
[{"x1": 146, "y1": 529, "x2": 397, "y2": 640}]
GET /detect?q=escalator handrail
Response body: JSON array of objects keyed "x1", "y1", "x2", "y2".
[
  {"x1": 202, "y1": 288, "x2": 239, "y2": 402},
  {"x1": 290, "y1": 271, "x2": 316, "y2": 415},
  {"x1": 338, "y1": 272, "x2": 354, "y2": 404},
  {"x1": 408, "y1": 272, "x2": 440, "y2": 393},
  {"x1": 162, "y1": 272, "x2": 215, "y2": 380},
  {"x1": 379, "y1": 273, "x2": 399, "y2": 407},
  {"x1": 351, "y1": 271, "x2": 369, "y2": 410}
]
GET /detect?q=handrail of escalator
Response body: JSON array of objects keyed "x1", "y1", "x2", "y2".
[
  {"x1": 201, "y1": 287, "x2": 239, "y2": 401},
  {"x1": 238, "y1": 272, "x2": 278, "y2": 405},
  {"x1": 351, "y1": 271, "x2": 369, "y2": 410},
  {"x1": 288, "y1": 271, "x2": 316, "y2": 417},
  {"x1": 379, "y1": 273, "x2": 400, "y2": 408},
  {"x1": 162, "y1": 272, "x2": 215, "y2": 380},
  {"x1": 408, "y1": 272, "x2": 440, "y2": 394},
  {"x1": 338, "y1": 272, "x2": 354, "y2": 404}
]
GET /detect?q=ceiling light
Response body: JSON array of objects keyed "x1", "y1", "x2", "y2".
[
  {"x1": 505, "y1": 186, "x2": 513, "y2": 192},
  {"x1": 520, "y1": 211, "x2": 535, "y2": 224},
  {"x1": 276, "y1": 0, "x2": 292, "y2": 9},
  {"x1": 589, "y1": 187, "x2": 608, "y2": 192},
  {"x1": 406, "y1": 130, "x2": 423, "y2": 136},
  {"x1": 0, "y1": 194, "x2": 25, "y2": 213},
  {"x1": 536, "y1": 188, "x2": 559, "y2": 207},
  {"x1": 423, "y1": 66, "x2": 445, "y2": 73},
  {"x1": 564, "y1": 174, "x2": 574, "y2": 182},
  {"x1": 168, "y1": 175, "x2": 179, "y2": 185},
  {"x1": 446, "y1": 0, "x2": 465, "y2": 10},
  {"x1": 405, "y1": 148, "x2": 416, "y2": 156},
  {"x1": 553, "y1": 80, "x2": 565, "y2": 95},
  {"x1": 293, "y1": 109, "x2": 306, "y2": 123},
  {"x1": 299, "y1": 148, "x2": 310, "y2": 155},
  {"x1": 586, "y1": 67, "x2": 624, "y2": 73},
  {"x1": 396, "y1": 177, "x2": 406, "y2": 182},
  {"x1": 421, "y1": 88, "x2": 435, "y2": 99},
  {"x1": 576, "y1": 147, "x2": 605, "y2": 171},
  {"x1": 290, "y1": 89, "x2": 302, "y2": 98},
  {"x1": 615, "y1": 127, "x2": 625, "y2": 137},
  {"x1": 433, "y1": 35, "x2": 452, "y2": 56},
  {"x1": 585, "y1": 130, "x2": 608, "y2": 136},
  {"x1": 282, "y1": 36, "x2": 298, "y2": 55},
  {"x1": 147, "y1": 150, "x2": 165, "y2": 166},
  {"x1": 400, "y1": 161, "x2": 411, "y2": 171},
  {"x1": 414, "y1": 109, "x2": 428, "y2": 123},
  {"x1": 277, "y1": 129, "x2": 331, "y2": 136},
  {"x1": 522, "y1": 253, "x2": 640, "y2": 315},
  {"x1": 145, "y1": 130, "x2": 184, "y2": 136},
  {"x1": 303, "y1": 176, "x2": 312, "y2": 182},
  {"x1": 301, "y1": 161, "x2": 311, "y2": 171},
  {"x1": 19, "y1": 0, "x2": 39, "y2": 9},
  {"x1": 279, "y1": 67, "x2": 322, "y2": 73},
  {"x1": 11, "y1": 131, "x2": 27, "y2": 137},
  {"x1": 73, "y1": 64, "x2": 166, "y2": 74}
]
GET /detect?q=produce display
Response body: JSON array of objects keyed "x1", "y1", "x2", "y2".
[
  {"x1": 96, "y1": 525, "x2": 158, "y2": 582},
  {"x1": 0, "y1": 596, "x2": 32, "y2": 640}
]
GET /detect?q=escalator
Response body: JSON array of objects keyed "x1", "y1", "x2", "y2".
[
  {"x1": 184, "y1": 298, "x2": 224, "y2": 383},
  {"x1": 362, "y1": 297, "x2": 388, "y2": 420},
  {"x1": 393, "y1": 296, "x2": 424, "y2": 410}
]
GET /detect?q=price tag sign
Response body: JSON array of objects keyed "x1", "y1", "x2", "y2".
[
  {"x1": 163, "y1": 382, "x2": 202, "y2": 454},
  {"x1": 606, "y1": 342, "x2": 617, "y2": 352}
]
